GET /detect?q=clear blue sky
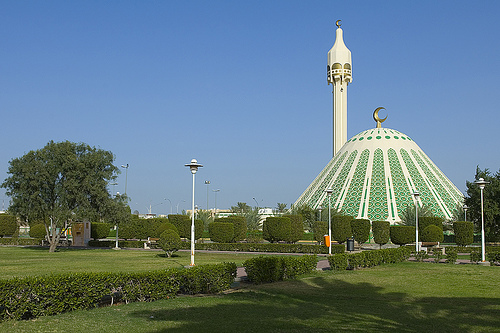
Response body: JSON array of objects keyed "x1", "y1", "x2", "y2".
[{"x1": 1, "y1": 1, "x2": 499, "y2": 215}]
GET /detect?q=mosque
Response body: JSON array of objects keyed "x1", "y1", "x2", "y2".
[{"x1": 294, "y1": 21, "x2": 463, "y2": 224}]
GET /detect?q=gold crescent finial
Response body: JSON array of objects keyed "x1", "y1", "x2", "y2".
[
  {"x1": 336, "y1": 20, "x2": 342, "y2": 28},
  {"x1": 373, "y1": 107, "x2": 387, "y2": 128}
]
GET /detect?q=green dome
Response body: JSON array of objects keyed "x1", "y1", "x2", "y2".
[{"x1": 294, "y1": 128, "x2": 463, "y2": 223}]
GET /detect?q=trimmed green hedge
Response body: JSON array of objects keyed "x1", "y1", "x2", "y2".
[
  {"x1": 263, "y1": 217, "x2": 291, "y2": 243},
  {"x1": 351, "y1": 219, "x2": 370, "y2": 244},
  {"x1": 0, "y1": 262, "x2": 236, "y2": 321},
  {"x1": 421, "y1": 225, "x2": 444, "y2": 242},
  {"x1": 0, "y1": 215, "x2": 17, "y2": 237},
  {"x1": 327, "y1": 246, "x2": 412, "y2": 271},
  {"x1": 0, "y1": 238, "x2": 40, "y2": 246},
  {"x1": 282, "y1": 214, "x2": 304, "y2": 243},
  {"x1": 29, "y1": 223, "x2": 46, "y2": 239},
  {"x1": 312, "y1": 221, "x2": 328, "y2": 244},
  {"x1": 372, "y1": 221, "x2": 390, "y2": 247},
  {"x1": 215, "y1": 216, "x2": 246, "y2": 242},
  {"x1": 91, "y1": 222, "x2": 110, "y2": 240},
  {"x1": 168, "y1": 215, "x2": 203, "y2": 240},
  {"x1": 390, "y1": 225, "x2": 415, "y2": 246},
  {"x1": 453, "y1": 221, "x2": 474, "y2": 246},
  {"x1": 331, "y1": 215, "x2": 352, "y2": 244},
  {"x1": 208, "y1": 222, "x2": 234, "y2": 243},
  {"x1": 419, "y1": 216, "x2": 443, "y2": 232},
  {"x1": 243, "y1": 255, "x2": 317, "y2": 284}
]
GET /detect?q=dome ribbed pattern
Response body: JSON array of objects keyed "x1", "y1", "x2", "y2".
[{"x1": 294, "y1": 128, "x2": 463, "y2": 223}]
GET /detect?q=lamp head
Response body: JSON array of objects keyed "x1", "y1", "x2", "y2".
[
  {"x1": 185, "y1": 158, "x2": 203, "y2": 174},
  {"x1": 474, "y1": 178, "x2": 489, "y2": 190},
  {"x1": 325, "y1": 188, "x2": 333, "y2": 197}
]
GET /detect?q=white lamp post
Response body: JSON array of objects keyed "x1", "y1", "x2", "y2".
[
  {"x1": 463, "y1": 204, "x2": 469, "y2": 222},
  {"x1": 318, "y1": 206, "x2": 323, "y2": 221},
  {"x1": 474, "y1": 178, "x2": 489, "y2": 262},
  {"x1": 413, "y1": 191, "x2": 420, "y2": 252},
  {"x1": 121, "y1": 164, "x2": 129, "y2": 196},
  {"x1": 185, "y1": 159, "x2": 203, "y2": 266},
  {"x1": 205, "y1": 181, "x2": 210, "y2": 211},
  {"x1": 213, "y1": 189, "x2": 220, "y2": 216},
  {"x1": 325, "y1": 188, "x2": 333, "y2": 255}
]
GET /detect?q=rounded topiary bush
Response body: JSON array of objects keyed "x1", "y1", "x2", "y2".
[
  {"x1": 156, "y1": 222, "x2": 178, "y2": 238},
  {"x1": 351, "y1": 219, "x2": 370, "y2": 244},
  {"x1": 158, "y1": 229, "x2": 182, "y2": 257},
  {"x1": 390, "y1": 225, "x2": 415, "y2": 246},
  {"x1": 208, "y1": 222, "x2": 234, "y2": 243},
  {"x1": 0, "y1": 214, "x2": 18, "y2": 237},
  {"x1": 215, "y1": 216, "x2": 246, "y2": 242},
  {"x1": 421, "y1": 225, "x2": 444, "y2": 242},
  {"x1": 29, "y1": 224, "x2": 46, "y2": 239},
  {"x1": 372, "y1": 221, "x2": 390, "y2": 248},
  {"x1": 312, "y1": 221, "x2": 328, "y2": 244},
  {"x1": 331, "y1": 216, "x2": 353, "y2": 244},
  {"x1": 453, "y1": 221, "x2": 474, "y2": 246}
]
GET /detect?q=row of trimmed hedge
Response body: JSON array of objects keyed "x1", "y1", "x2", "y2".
[
  {"x1": 327, "y1": 246, "x2": 412, "y2": 271},
  {"x1": 0, "y1": 238, "x2": 40, "y2": 246},
  {"x1": 243, "y1": 255, "x2": 317, "y2": 284},
  {"x1": 88, "y1": 240, "x2": 346, "y2": 254},
  {"x1": 0, "y1": 262, "x2": 236, "y2": 321}
]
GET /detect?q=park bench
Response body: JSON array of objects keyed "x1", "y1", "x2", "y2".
[{"x1": 144, "y1": 237, "x2": 160, "y2": 249}]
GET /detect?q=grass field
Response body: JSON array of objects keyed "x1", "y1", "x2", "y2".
[{"x1": 0, "y1": 247, "x2": 499, "y2": 332}]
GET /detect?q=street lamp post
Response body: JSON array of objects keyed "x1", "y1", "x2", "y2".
[
  {"x1": 121, "y1": 164, "x2": 129, "y2": 196},
  {"x1": 205, "y1": 181, "x2": 210, "y2": 211},
  {"x1": 185, "y1": 159, "x2": 202, "y2": 266},
  {"x1": 475, "y1": 178, "x2": 489, "y2": 262},
  {"x1": 463, "y1": 204, "x2": 469, "y2": 222},
  {"x1": 413, "y1": 191, "x2": 420, "y2": 252},
  {"x1": 166, "y1": 198, "x2": 172, "y2": 215},
  {"x1": 325, "y1": 188, "x2": 333, "y2": 255},
  {"x1": 318, "y1": 206, "x2": 323, "y2": 221},
  {"x1": 213, "y1": 189, "x2": 220, "y2": 216}
]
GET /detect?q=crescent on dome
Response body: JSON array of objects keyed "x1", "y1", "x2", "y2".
[
  {"x1": 336, "y1": 20, "x2": 342, "y2": 28},
  {"x1": 373, "y1": 107, "x2": 387, "y2": 128}
]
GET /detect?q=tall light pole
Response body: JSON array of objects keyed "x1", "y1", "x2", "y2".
[
  {"x1": 463, "y1": 204, "x2": 469, "y2": 222},
  {"x1": 185, "y1": 159, "x2": 202, "y2": 266},
  {"x1": 166, "y1": 198, "x2": 172, "y2": 215},
  {"x1": 121, "y1": 164, "x2": 129, "y2": 196},
  {"x1": 325, "y1": 188, "x2": 333, "y2": 255},
  {"x1": 109, "y1": 182, "x2": 118, "y2": 198},
  {"x1": 213, "y1": 189, "x2": 220, "y2": 216},
  {"x1": 205, "y1": 181, "x2": 210, "y2": 211},
  {"x1": 413, "y1": 191, "x2": 420, "y2": 252},
  {"x1": 475, "y1": 178, "x2": 489, "y2": 262},
  {"x1": 253, "y1": 197, "x2": 259, "y2": 208},
  {"x1": 318, "y1": 206, "x2": 323, "y2": 221}
]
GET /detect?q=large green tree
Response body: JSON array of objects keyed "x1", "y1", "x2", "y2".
[
  {"x1": 464, "y1": 167, "x2": 500, "y2": 242},
  {"x1": 1, "y1": 141, "x2": 122, "y2": 252}
]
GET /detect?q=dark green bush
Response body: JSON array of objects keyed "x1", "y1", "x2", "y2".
[
  {"x1": 263, "y1": 217, "x2": 291, "y2": 243},
  {"x1": 470, "y1": 250, "x2": 481, "y2": 263},
  {"x1": 158, "y1": 229, "x2": 182, "y2": 257},
  {"x1": 312, "y1": 221, "x2": 328, "y2": 244},
  {"x1": 215, "y1": 216, "x2": 246, "y2": 242},
  {"x1": 0, "y1": 263, "x2": 236, "y2": 321},
  {"x1": 119, "y1": 215, "x2": 144, "y2": 239},
  {"x1": 327, "y1": 246, "x2": 411, "y2": 271},
  {"x1": 156, "y1": 222, "x2": 178, "y2": 238},
  {"x1": 91, "y1": 222, "x2": 111, "y2": 240},
  {"x1": 208, "y1": 222, "x2": 234, "y2": 243},
  {"x1": 0, "y1": 215, "x2": 17, "y2": 237},
  {"x1": 328, "y1": 253, "x2": 349, "y2": 270},
  {"x1": 29, "y1": 224, "x2": 46, "y2": 239},
  {"x1": 0, "y1": 238, "x2": 39, "y2": 245},
  {"x1": 445, "y1": 247, "x2": 458, "y2": 264},
  {"x1": 390, "y1": 225, "x2": 415, "y2": 246},
  {"x1": 168, "y1": 215, "x2": 203, "y2": 239},
  {"x1": 282, "y1": 214, "x2": 304, "y2": 243},
  {"x1": 415, "y1": 250, "x2": 429, "y2": 262},
  {"x1": 372, "y1": 221, "x2": 390, "y2": 248},
  {"x1": 487, "y1": 252, "x2": 500, "y2": 266},
  {"x1": 453, "y1": 221, "x2": 474, "y2": 246},
  {"x1": 331, "y1": 215, "x2": 352, "y2": 244},
  {"x1": 419, "y1": 216, "x2": 443, "y2": 232},
  {"x1": 347, "y1": 252, "x2": 366, "y2": 269},
  {"x1": 421, "y1": 225, "x2": 444, "y2": 242},
  {"x1": 243, "y1": 255, "x2": 317, "y2": 284},
  {"x1": 350, "y1": 219, "x2": 370, "y2": 244}
]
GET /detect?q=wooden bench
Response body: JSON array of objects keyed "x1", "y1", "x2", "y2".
[{"x1": 144, "y1": 237, "x2": 160, "y2": 249}]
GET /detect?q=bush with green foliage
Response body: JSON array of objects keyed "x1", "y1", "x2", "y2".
[
  {"x1": 156, "y1": 222, "x2": 178, "y2": 238},
  {"x1": 415, "y1": 250, "x2": 429, "y2": 262},
  {"x1": 372, "y1": 221, "x2": 390, "y2": 248},
  {"x1": 214, "y1": 216, "x2": 246, "y2": 242},
  {"x1": 487, "y1": 252, "x2": 500, "y2": 266},
  {"x1": 0, "y1": 214, "x2": 17, "y2": 237},
  {"x1": 263, "y1": 217, "x2": 290, "y2": 243},
  {"x1": 0, "y1": 238, "x2": 39, "y2": 245},
  {"x1": 453, "y1": 221, "x2": 474, "y2": 246},
  {"x1": 418, "y1": 216, "x2": 444, "y2": 232},
  {"x1": 328, "y1": 253, "x2": 349, "y2": 271},
  {"x1": 0, "y1": 262, "x2": 236, "y2": 321},
  {"x1": 421, "y1": 225, "x2": 444, "y2": 242},
  {"x1": 390, "y1": 225, "x2": 415, "y2": 246},
  {"x1": 331, "y1": 215, "x2": 352, "y2": 244},
  {"x1": 208, "y1": 222, "x2": 234, "y2": 243},
  {"x1": 445, "y1": 247, "x2": 458, "y2": 264},
  {"x1": 29, "y1": 224, "x2": 46, "y2": 239},
  {"x1": 312, "y1": 221, "x2": 328, "y2": 244},
  {"x1": 158, "y1": 229, "x2": 182, "y2": 257},
  {"x1": 282, "y1": 214, "x2": 304, "y2": 243},
  {"x1": 327, "y1": 246, "x2": 411, "y2": 271},
  {"x1": 168, "y1": 214, "x2": 203, "y2": 240},
  {"x1": 350, "y1": 219, "x2": 370, "y2": 244},
  {"x1": 90, "y1": 222, "x2": 110, "y2": 240},
  {"x1": 243, "y1": 255, "x2": 317, "y2": 284},
  {"x1": 470, "y1": 249, "x2": 481, "y2": 263}
]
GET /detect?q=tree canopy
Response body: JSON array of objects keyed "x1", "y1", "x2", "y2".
[
  {"x1": 1, "y1": 141, "x2": 124, "y2": 252},
  {"x1": 464, "y1": 167, "x2": 500, "y2": 242}
]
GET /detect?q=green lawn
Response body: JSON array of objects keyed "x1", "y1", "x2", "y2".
[
  {"x1": 0, "y1": 246, "x2": 265, "y2": 279},
  {"x1": 0, "y1": 247, "x2": 499, "y2": 332}
]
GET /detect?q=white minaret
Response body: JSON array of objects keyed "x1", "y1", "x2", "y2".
[{"x1": 327, "y1": 20, "x2": 352, "y2": 156}]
